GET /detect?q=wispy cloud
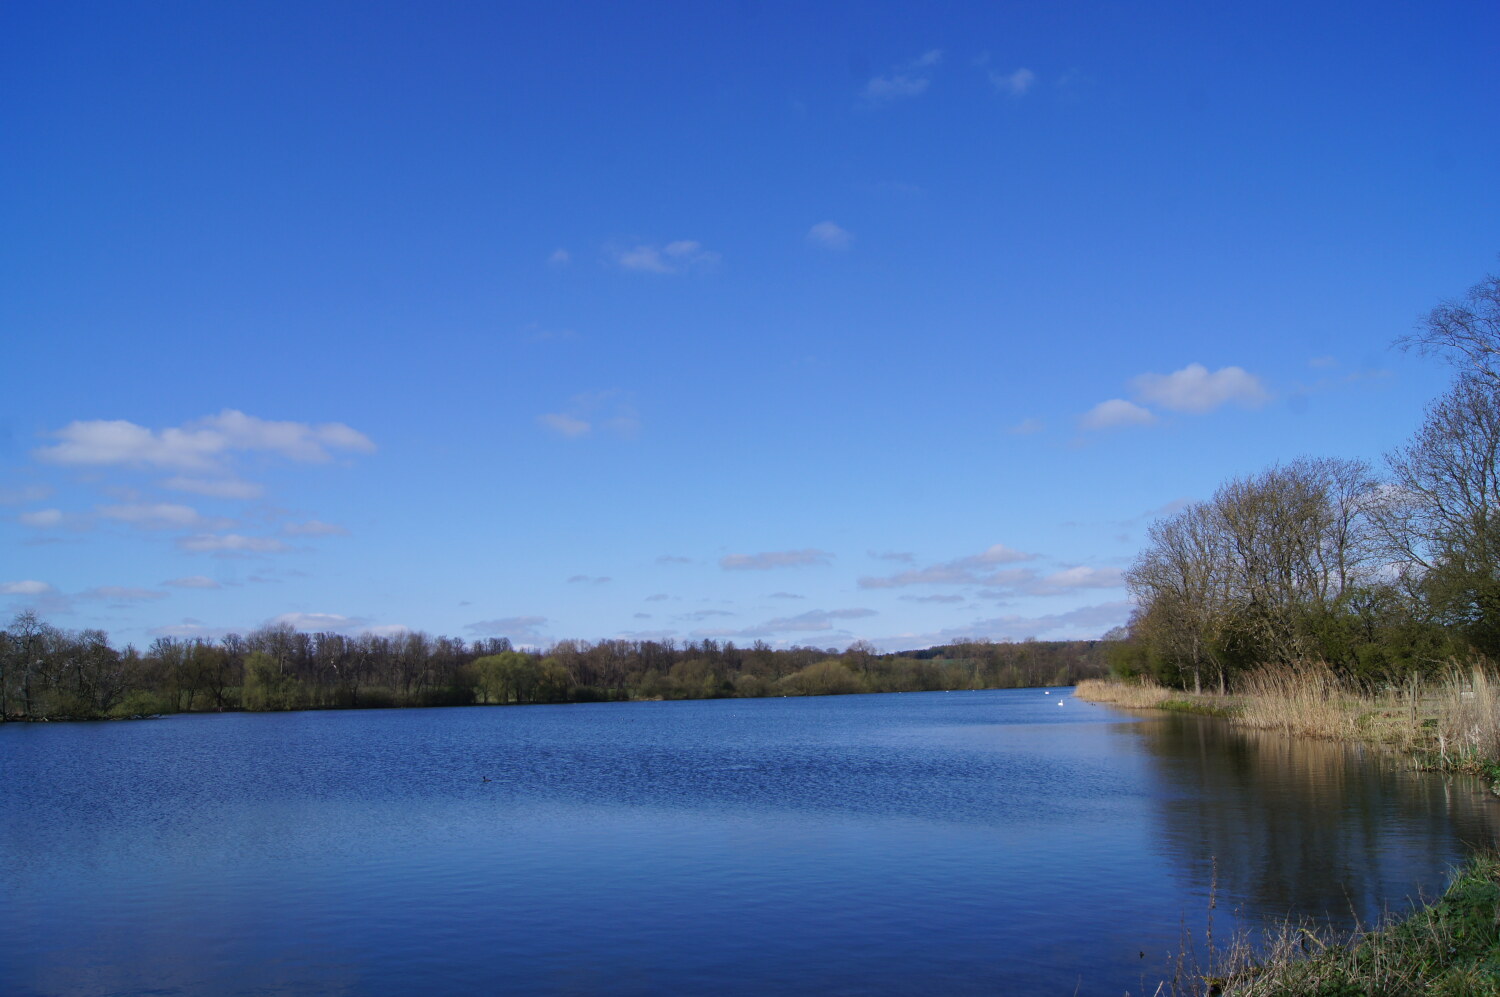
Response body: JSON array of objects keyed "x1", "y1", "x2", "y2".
[
  {"x1": 868, "y1": 550, "x2": 916, "y2": 563},
  {"x1": 656, "y1": 555, "x2": 693, "y2": 565},
  {"x1": 268, "y1": 612, "x2": 368, "y2": 632},
  {"x1": 567, "y1": 575, "x2": 612, "y2": 585},
  {"x1": 163, "y1": 576, "x2": 222, "y2": 589},
  {"x1": 807, "y1": 221, "x2": 853, "y2": 250},
  {"x1": 548, "y1": 248, "x2": 571, "y2": 266},
  {"x1": 1008, "y1": 417, "x2": 1045, "y2": 435},
  {"x1": 176, "y1": 533, "x2": 292, "y2": 554},
  {"x1": 871, "y1": 600, "x2": 1132, "y2": 650},
  {"x1": 863, "y1": 49, "x2": 943, "y2": 103},
  {"x1": 279, "y1": 520, "x2": 349, "y2": 537},
  {"x1": 989, "y1": 67, "x2": 1036, "y2": 96},
  {"x1": 465, "y1": 616, "x2": 549, "y2": 643},
  {"x1": 161, "y1": 476, "x2": 265, "y2": 500},
  {"x1": 538, "y1": 413, "x2": 591, "y2": 438},
  {"x1": 720, "y1": 548, "x2": 834, "y2": 571},
  {"x1": 539, "y1": 391, "x2": 640, "y2": 439},
  {"x1": 80, "y1": 586, "x2": 168, "y2": 603},
  {"x1": 858, "y1": 544, "x2": 1038, "y2": 588},
  {"x1": 0, "y1": 580, "x2": 55, "y2": 595},
  {"x1": 694, "y1": 607, "x2": 877, "y2": 639},
  {"x1": 0, "y1": 484, "x2": 52, "y2": 505},
  {"x1": 612, "y1": 240, "x2": 720, "y2": 274},
  {"x1": 35, "y1": 410, "x2": 375, "y2": 472},
  {"x1": 98, "y1": 502, "x2": 232, "y2": 531},
  {"x1": 18, "y1": 508, "x2": 68, "y2": 528}
]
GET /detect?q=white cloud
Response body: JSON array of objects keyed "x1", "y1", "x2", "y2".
[
  {"x1": 871, "y1": 599, "x2": 1133, "y2": 649},
  {"x1": 807, "y1": 221, "x2": 853, "y2": 250},
  {"x1": 280, "y1": 520, "x2": 349, "y2": 537},
  {"x1": 35, "y1": 410, "x2": 375, "y2": 471},
  {"x1": 548, "y1": 248, "x2": 571, "y2": 266},
  {"x1": 164, "y1": 576, "x2": 222, "y2": 589},
  {"x1": 81, "y1": 586, "x2": 167, "y2": 602},
  {"x1": 720, "y1": 548, "x2": 834, "y2": 571},
  {"x1": 967, "y1": 543, "x2": 1035, "y2": 565},
  {"x1": 657, "y1": 555, "x2": 693, "y2": 565},
  {"x1": 162, "y1": 476, "x2": 265, "y2": 500},
  {"x1": 990, "y1": 67, "x2": 1036, "y2": 96},
  {"x1": 1023, "y1": 565, "x2": 1126, "y2": 595},
  {"x1": 176, "y1": 533, "x2": 292, "y2": 554},
  {"x1": 863, "y1": 50, "x2": 943, "y2": 102},
  {"x1": 677, "y1": 609, "x2": 736, "y2": 622},
  {"x1": 18, "y1": 508, "x2": 65, "y2": 528},
  {"x1": 566, "y1": 575, "x2": 612, "y2": 585},
  {"x1": 98, "y1": 502, "x2": 230, "y2": 530},
  {"x1": 1130, "y1": 363, "x2": 1270, "y2": 413},
  {"x1": 268, "y1": 612, "x2": 369, "y2": 633},
  {"x1": 0, "y1": 580, "x2": 55, "y2": 595},
  {"x1": 465, "y1": 616, "x2": 550, "y2": 643},
  {"x1": 858, "y1": 543, "x2": 1038, "y2": 588},
  {"x1": 900, "y1": 593, "x2": 965, "y2": 603},
  {"x1": 613, "y1": 240, "x2": 720, "y2": 274},
  {"x1": 694, "y1": 607, "x2": 877, "y2": 638},
  {"x1": 1080, "y1": 399, "x2": 1157, "y2": 430}
]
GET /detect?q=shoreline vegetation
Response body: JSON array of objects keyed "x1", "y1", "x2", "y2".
[
  {"x1": 0, "y1": 610, "x2": 1108, "y2": 722},
  {"x1": 1079, "y1": 669, "x2": 1500, "y2": 996},
  {"x1": 1083, "y1": 277, "x2": 1500, "y2": 993}
]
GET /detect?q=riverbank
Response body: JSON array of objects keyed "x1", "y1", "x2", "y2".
[
  {"x1": 1078, "y1": 668, "x2": 1500, "y2": 994},
  {"x1": 1195, "y1": 853, "x2": 1500, "y2": 996},
  {"x1": 1076, "y1": 664, "x2": 1500, "y2": 782}
]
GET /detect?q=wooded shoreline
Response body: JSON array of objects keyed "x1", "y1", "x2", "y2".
[{"x1": 0, "y1": 612, "x2": 1109, "y2": 722}]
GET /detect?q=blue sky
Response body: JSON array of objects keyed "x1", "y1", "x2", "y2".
[{"x1": 3, "y1": 0, "x2": 1497, "y2": 651}]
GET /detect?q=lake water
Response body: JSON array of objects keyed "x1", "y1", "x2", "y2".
[{"x1": 3, "y1": 688, "x2": 1496, "y2": 995}]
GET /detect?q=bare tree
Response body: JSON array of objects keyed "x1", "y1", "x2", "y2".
[
  {"x1": 1399, "y1": 270, "x2": 1500, "y2": 385},
  {"x1": 1377, "y1": 375, "x2": 1500, "y2": 652}
]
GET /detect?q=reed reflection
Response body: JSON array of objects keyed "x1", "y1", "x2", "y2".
[{"x1": 1119, "y1": 712, "x2": 1500, "y2": 925}]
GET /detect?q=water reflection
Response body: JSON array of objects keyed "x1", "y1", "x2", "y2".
[
  {"x1": 3, "y1": 693, "x2": 1498, "y2": 996},
  {"x1": 1122, "y1": 712, "x2": 1500, "y2": 926}
]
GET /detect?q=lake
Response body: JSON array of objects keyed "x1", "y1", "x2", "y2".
[{"x1": 2, "y1": 688, "x2": 1495, "y2": 995}]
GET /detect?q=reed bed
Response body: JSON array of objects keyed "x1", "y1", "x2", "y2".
[
  {"x1": 1073, "y1": 677, "x2": 1180, "y2": 709},
  {"x1": 1082, "y1": 661, "x2": 1500, "y2": 777}
]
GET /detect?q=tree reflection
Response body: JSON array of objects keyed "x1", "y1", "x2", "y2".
[{"x1": 1118, "y1": 713, "x2": 1500, "y2": 926}]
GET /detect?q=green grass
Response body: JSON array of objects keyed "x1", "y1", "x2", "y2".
[{"x1": 1187, "y1": 855, "x2": 1500, "y2": 996}]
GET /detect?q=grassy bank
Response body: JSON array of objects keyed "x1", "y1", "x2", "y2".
[{"x1": 1178, "y1": 853, "x2": 1500, "y2": 996}]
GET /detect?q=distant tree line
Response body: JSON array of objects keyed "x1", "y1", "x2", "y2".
[
  {"x1": 0, "y1": 613, "x2": 1109, "y2": 721},
  {"x1": 1114, "y1": 270, "x2": 1500, "y2": 690}
]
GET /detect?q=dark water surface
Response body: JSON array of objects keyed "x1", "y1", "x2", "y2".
[{"x1": 3, "y1": 689, "x2": 1497, "y2": 995}]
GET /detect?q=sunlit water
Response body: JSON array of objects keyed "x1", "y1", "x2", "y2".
[{"x1": 3, "y1": 689, "x2": 1496, "y2": 995}]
